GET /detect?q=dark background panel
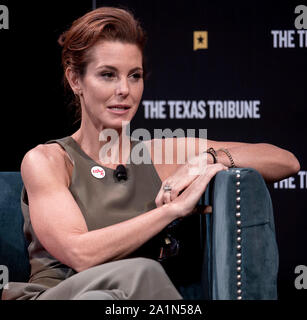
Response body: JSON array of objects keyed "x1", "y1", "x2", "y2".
[{"x1": 0, "y1": 0, "x2": 306, "y2": 300}]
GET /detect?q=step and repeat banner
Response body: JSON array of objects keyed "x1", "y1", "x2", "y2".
[{"x1": 0, "y1": 0, "x2": 306, "y2": 300}]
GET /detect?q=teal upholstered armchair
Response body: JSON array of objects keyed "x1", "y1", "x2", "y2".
[{"x1": 0, "y1": 168, "x2": 278, "y2": 300}]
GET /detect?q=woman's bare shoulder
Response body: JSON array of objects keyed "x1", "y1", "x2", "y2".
[{"x1": 21, "y1": 143, "x2": 72, "y2": 189}]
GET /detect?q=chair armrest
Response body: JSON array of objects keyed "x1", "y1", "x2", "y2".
[{"x1": 204, "y1": 168, "x2": 279, "y2": 300}]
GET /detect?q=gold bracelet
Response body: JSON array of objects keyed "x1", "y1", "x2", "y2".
[{"x1": 218, "y1": 148, "x2": 236, "y2": 168}]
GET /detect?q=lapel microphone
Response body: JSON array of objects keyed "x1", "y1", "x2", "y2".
[{"x1": 114, "y1": 164, "x2": 128, "y2": 181}]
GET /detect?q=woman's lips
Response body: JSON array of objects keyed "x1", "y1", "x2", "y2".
[{"x1": 107, "y1": 105, "x2": 131, "y2": 115}]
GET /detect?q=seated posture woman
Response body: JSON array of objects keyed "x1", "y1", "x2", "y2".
[{"x1": 2, "y1": 7, "x2": 300, "y2": 300}]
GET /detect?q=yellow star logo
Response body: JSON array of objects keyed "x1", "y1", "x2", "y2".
[{"x1": 194, "y1": 31, "x2": 208, "y2": 50}]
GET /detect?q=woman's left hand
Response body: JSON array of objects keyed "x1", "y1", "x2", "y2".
[{"x1": 155, "y1": 153, "x2": 210, "y2": 207}]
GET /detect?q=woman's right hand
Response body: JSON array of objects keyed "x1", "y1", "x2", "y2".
[{"x1": 167, "y1": 163, "x2": 228, "y2": 219}]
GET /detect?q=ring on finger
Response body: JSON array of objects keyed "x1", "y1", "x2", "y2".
[
  {"x1": 163, "y1": 189, "x2": 172, "y2": 204},
  {"x1": 163, "y1": 184, "x2": 172, "y2": 192}
]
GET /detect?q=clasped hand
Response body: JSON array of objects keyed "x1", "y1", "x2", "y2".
[{"x1": 155, "y1": 153, "x2": 228, "y2": 218}]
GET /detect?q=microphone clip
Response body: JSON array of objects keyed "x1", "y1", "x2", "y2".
[{"x1": 114, "y1": 164, "x2": 128, "y2": 181}]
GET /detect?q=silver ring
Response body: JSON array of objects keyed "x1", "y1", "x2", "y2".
[{"x1": 163, "y1": 184, "x2": 172, "y2": 192}]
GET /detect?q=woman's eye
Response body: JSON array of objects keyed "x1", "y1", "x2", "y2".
[
  {"x1": 130, "y1": 73, "x2": 143, "y2": 80},
  {"x1": 101, "y1": 72, "x2": 116, "y2": 79}
]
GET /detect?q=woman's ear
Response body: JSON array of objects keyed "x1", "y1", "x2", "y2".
[{"x1": 65, "y1": 67, "x2": 82, "y2": 95}]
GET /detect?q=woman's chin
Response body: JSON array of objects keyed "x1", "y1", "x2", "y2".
[{"x1": 101, "y1": 120, "x2": 132, "y2": 131}]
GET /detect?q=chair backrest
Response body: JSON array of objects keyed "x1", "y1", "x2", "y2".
[{"x1": 0, "y1": 172, "x2": 30, "y2": 294}]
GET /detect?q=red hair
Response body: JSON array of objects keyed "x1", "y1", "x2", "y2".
[{"x1": 58, "y1": 7, "x2": 147, "y2": 121}]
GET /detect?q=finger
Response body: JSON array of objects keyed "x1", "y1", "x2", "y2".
[
  {"x1": 172, "y1": 170, "x2": 199, "y2": 195},
  {"x1": 171, "y1": 164, "x2": 228, "y2": 217},
  {"x1": 204, "y1": 163, "x2": 228, "y2": 177},
  {"x1": 169, "y1": 189, "x2": 179, "y2": 201},
  {"x1": 181, "y1": 164, "x2": 227, "y2": 200},
  {"x1": 155, "y1": 182, "x2": 171, "y2": 207},
  {"x1": 194, "y1": 163, "x2": 228, "y2": 193},
  {"x1": 162, "y1": 191, "x2": 172, "y2": 204},
  {"x1": 167, "y1": 175, "x2": 197, "y2": 201},
  {"x1": 155, "y1": 189, "x2": 164, "y2": 207},
  {"x1": 155, "y1": 179, "x2": 174, "y2": 206}
]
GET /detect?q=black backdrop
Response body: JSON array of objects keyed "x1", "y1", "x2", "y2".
[{"x1": 0, "y1": 0, "x2": 306, "y2": 300}]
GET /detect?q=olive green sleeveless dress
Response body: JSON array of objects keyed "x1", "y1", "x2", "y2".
[{"x1": 2, "y1": 136, "x2": 182, "y2": 300}]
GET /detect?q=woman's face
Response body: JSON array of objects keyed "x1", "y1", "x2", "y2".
[{"x1": 76, "y1": 40, "x2": 144, "y2": 130}]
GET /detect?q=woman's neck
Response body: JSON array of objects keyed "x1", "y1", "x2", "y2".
[{"x1": 71, "y1": 121, "x2": 131, "y2": 169}]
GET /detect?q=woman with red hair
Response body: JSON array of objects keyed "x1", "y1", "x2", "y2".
[{"x1": 2, "y1": 7, "x2": 299, "y2": 300}]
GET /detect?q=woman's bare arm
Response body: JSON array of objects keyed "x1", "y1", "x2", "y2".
[
  {"x1": 148, "y1": 137, "x2": 299, "y2": 182},
  {"x1": 207, "y1": 139, "x2": 300, "y2": 182},
  {"x1": 151, "y1": 138, "x2": 300, "y2": 206}
]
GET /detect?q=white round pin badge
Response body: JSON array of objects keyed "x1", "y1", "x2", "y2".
[{"x1": 91, "y1": 166, "x2": 105, "y2": 179}]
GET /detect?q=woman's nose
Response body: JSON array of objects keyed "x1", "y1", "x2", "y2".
[{"x1": 115, "y1": 78, "x2": 129, "y2": 97}]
